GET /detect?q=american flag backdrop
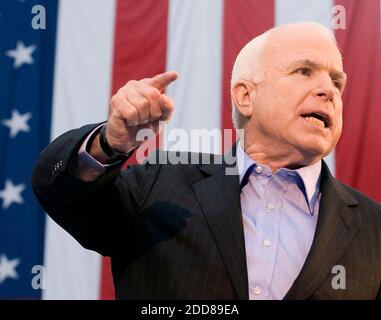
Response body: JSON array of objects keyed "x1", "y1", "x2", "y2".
[{"x1": 0, "y1": 0, "x2": 380, "y2": 299}]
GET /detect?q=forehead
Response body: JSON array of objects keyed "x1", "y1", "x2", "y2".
[{"x1": 262, "y1": 28, "x2": 344, "y2": 72}]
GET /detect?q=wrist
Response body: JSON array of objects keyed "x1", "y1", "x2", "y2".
[
  {"x1": 87, "y1": 132, "x2": 113, "y2": 164},
  {"x1": 98, "y1": 125, "x2": 134, "y2": 162}
]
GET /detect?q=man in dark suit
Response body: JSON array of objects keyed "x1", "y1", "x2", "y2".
[{"x1": 32, "y1": 22, "x2": 381, "y2": 299}]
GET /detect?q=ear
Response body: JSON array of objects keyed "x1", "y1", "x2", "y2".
[{"x1": 231, "y1": 80, "x2": 255, "y2": 118}]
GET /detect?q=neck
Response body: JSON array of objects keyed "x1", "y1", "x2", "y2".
[{"x1": 241, "y1": 138, "x2": 319, "y2": 173}]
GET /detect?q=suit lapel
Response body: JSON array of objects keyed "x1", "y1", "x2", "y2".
[
  {"x1": 284, "y1": 161, "x2": 361, "y2": 299},
  {"x1": 191, "y1": 153, "x2": 249, "y2": 300},
  {"x1": 190, "y1": 151, "x2": 361, "y2": 300}
]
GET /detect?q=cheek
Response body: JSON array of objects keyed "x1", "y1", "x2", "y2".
[
  {"x1": 254, "y1": 81, "x2": 307, "y2": 126},
  {"x1": 334, "y1": 102, "x2": 343, "y2": 136},
  {"x1": 335, "y1": 116, "x2": 343, "y2": 140},
  {"x1": 272, "y1": 85, "x2": 308, "y2": 116}
]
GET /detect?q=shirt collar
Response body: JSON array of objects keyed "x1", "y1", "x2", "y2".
[
  {"x1": 294, "y1": 159, "x2": 322, "y2": 207},
  {"x1": 237, "y1": 140, "x2": 322, "y2": 209}
]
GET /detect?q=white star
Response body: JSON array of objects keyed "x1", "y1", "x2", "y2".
[
  {"x1": 0, "y1": 254, "x2": 20, "y2": 284},
  {"x1": 1, "y1": 110, "x2": 32, "y2": 138},
  {"x1": 0, "y1": 180, "x2": 25, "y2": 210},
  {"x1": 6, "y1": 41, "x2": 37, "y2": 69}
]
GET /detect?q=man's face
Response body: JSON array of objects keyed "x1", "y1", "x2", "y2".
[{"x1": 247, "y1": 28, "x2": 346, "y2": 163}]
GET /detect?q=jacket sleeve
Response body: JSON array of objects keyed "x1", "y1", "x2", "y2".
[{"x1": 31, "y1": 123, "x2": 161, "y2": 256}]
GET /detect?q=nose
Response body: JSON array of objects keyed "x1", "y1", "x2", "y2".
[{"x1": 312, "y1": 73, "x2": 334, "y2": 102}]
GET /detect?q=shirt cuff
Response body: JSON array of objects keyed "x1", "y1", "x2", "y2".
[{"x1": 76, "y1": 123, "x2": 122, "y2": 180}]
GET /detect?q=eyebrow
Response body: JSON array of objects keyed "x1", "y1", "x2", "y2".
[{"x1": 289, "y1": 59, "x2": 347, "y2": 81}]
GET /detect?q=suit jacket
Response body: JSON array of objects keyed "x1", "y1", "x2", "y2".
[{"x1": 31, "y1": 123, "x2": 381, "y2": 300}]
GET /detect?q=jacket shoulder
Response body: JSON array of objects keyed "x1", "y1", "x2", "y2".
[
  {"x1": 342, "y1": 181, "x2": 380, "y2": 206},
  {"x1": 335, "y1": 179, "x2": 381, "y2": 214}
]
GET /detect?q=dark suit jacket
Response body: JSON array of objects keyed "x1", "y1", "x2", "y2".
[{"x1": 31, "y1": 123, "x2": 381, "y2": 300}]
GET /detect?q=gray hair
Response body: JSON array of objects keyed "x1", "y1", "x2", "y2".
[{"x1": 230, "y1": 22, "x2": 338, "y2": 129}]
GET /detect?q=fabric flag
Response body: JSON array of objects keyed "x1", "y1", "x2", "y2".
[
  {"x1": 0, "y1": 0, "x2": 58, "y2": 299},
  {"x1": 0, "y1": 0, "x2": 380, "y2": 299}
]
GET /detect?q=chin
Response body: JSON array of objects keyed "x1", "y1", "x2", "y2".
[{"x1": 296, "y1": 140, "x2": 333, "y2": 162}]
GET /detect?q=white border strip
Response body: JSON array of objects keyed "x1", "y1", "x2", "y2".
[{"x1": 164, "y1": 0, "x2": 224, "y2": 154}]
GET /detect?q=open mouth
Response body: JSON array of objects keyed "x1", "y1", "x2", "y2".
[{"x1": 301, "y1": 113, "x2": 330, "y2": 129}]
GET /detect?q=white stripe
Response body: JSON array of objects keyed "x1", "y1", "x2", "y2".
[
  {"x1": 164, "y1": 0, "x2": 223, "y2": 154},
  {"x1": 43, "y1": 0, "x2": 116, "y2": 299},
  {"x1": 276, "y1": 0, "x2": 336, "y2": 175},
  {"x1": 276, "y1": 0, "x2": 333, "y2": 27}
]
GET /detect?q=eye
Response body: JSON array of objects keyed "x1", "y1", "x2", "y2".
[
  {"x1": 332, "y1": 80, "x2": 343, "y2": 91},
  {"x1": 295, "y1": 67, "x2": 312, "y2": 76}
]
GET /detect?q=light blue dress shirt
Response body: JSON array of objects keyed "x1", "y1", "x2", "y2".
[{"x1": 237, "y1": 141, "x2": 322, "y2": 300}]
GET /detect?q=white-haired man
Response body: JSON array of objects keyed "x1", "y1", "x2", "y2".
[{"x1": 32, "y1": 22, "x2": 381, "y2": 300}]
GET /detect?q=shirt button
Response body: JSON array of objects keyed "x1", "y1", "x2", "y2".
[
  {"x1": 267, "y1": 202, "x2": 275, "y2": 211},
  {"x1": 255, "y1": 166, "x2": 263, "y2": 174},
  {"x1": 264, "y1": 239, "x2": 272, "y2": 247},
  {"x1": 253, "y1": 286, "x2": 262, "y2": 295}
]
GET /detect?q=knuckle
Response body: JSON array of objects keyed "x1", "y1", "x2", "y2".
[
  {"x1": 126, "y1": 80, "x2": 138, "y2": 87},
  {"x1": 150, "y1": 109, "x2": 162, "y2": 120},
  {"x1": 110, "y1": 94, "x2": 120, "y2": 107},
  {"x1": 146, "y1": 88, "x2": 160, "y2": 100},
  {"x1": 164, "y1": 101, "x2": 174, "y2": 111},
  {"x1": 113, "y1": 105, "x2": 125, "y2": 118},
  {"x1": 139, "y1": 96, "x2": 150, "y2": 109},
  {"x1": 125, "y1": 116, "x2": 138, "y2": 127},
  {"x1": 110, "y1": 97, "x2": 125, "y2": 116},
  {"x1": 123, "y1": 106, "x2": 137, "y2": 120}
]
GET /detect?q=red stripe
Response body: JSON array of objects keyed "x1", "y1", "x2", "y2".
[
  {"x1": 221, "y1": 0, "x2": 274, "y2": 151},
  {"x1": 100, "y1": 0, "x2": 169, "y2": 300},
  {"x1": 335, "y1": 0, "x2": 381, "y2": 202},
  {"x1": 111, "y1": 0, "x2": 169, "y2": 94}
]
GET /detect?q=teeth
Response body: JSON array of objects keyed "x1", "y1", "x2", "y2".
[{"x1": 304, "y1": 116, "x2": 325, "y2": 128}]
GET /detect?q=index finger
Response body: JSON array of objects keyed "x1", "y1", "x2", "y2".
[{"x1": 144, "y1": 71, "x2": 178, "y2": 91}]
